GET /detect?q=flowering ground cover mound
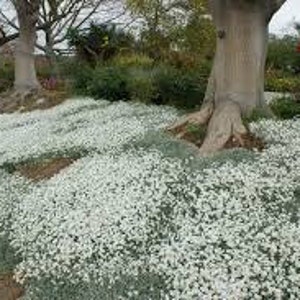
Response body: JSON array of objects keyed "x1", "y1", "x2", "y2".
[{"x1": 0, "y1": 98, "x2": 300, "y2": 299}]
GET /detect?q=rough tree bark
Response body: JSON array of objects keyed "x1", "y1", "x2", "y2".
[
  {"x1": 168, "y1": 0, "x2": 287, "y2": 155},
  {"x1": 13, "y1": 0, "x2": 40, "y2": 93}
]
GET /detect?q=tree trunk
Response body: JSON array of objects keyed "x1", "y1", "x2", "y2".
[
  {"x1": 168, "y1": 0, "x2": 287, "y2": 155},
  {"x1": 14, "y1": 1, "x2": 40, "y2": 93}
]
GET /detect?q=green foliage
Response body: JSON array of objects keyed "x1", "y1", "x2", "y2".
[
  {"x1": 126, "y1": 0, "x2": 208, "y2": 61},
  {"x1": 126, "y1": 0, "x2": 175, "y2": 58},
  {"x1": 270, "y1": 96, "x2": 300, "y2": 120},
  {"x1": 154, "y1": 66, "x2": 206, "y2": 109},
  {"x1": 178, "y1": 15, "x2": 216, "y2": 61},
  {"x1": 0, "y1": 59, "x2": 14, "y2": 93},
  {"x1": 265, "y1": 70, "x2": 300, "y2": 93},
  {"x1": 267, "y1": 35, "x2": 300, "y2": 75},
  {"x1": 69, "y1": 61, "x2": 207, "y2": 109},
  {"x1": 127, "y1": 68, "x2": 158, "y2": 103},
  {"x1": 67, "y1": 23, "x2": 135, "y2": 65},
  {"x1": 112, "y1": 54, "x2": 154, "y2": 68},
  {"x1": 71, "y1": 63, "x2": 94, "y2": 95},
  {"x1": 127, "y1": 65, "x2": 207, "y2": 108},
  {"x1": 88, "y1": 66, "x2": 129, "y2": 101},
  {"x1": 265, "y1": 34, "x2": 300, "y2": 94},
  {"x1": 186, "y1": 123, "x2": 206, "y2": 140},
  {"x1": 243, "y1": 107, "x2": 273, "y2": 124},
  {"x1": 0, "y1": 234, "x2": 20, "y2": 275}
]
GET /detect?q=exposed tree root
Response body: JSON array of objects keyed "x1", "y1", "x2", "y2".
[
  {"x1": 167, "y1": 103, "x2": 214, "y2": 139},
  {"x1": 167, "y1": 100, "x2": 265, "y2": 155},
  {"x1": 199, "y1": 101, "x2": 248, "y2": 155}
]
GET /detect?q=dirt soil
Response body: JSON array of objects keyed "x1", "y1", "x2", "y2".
[
  {"x1": 224, "y1": 132, "x2": 265, "y2": 151},
  {"x1": 0, "y1": 89, "x2": 68, "y2": 114},
  {"x1": 16, "y1": 157, "x2": 75, "y2": 181},
  {"x1": 0, "y1": 273, "x2": 24, "y2": 300}
]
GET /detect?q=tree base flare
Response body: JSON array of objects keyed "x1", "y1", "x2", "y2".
[
  {"x1": 167, "y1": 101, "x2": 265, "y2": 155},
  {"x1": 0, "y1": 89, "x2": 68, "y2": 114}
]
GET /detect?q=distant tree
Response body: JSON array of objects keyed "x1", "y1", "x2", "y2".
[
  {"x1": 36, "y1": 0, "x2": 115, "y2": 72},
  {"x1": 179, "y1": 7, "x2": 215, "y2": 61},
  {"x1": 0, "y1": 0, "x2": 122, "y2": 76},
  {"x1": 11, "y1": 0, "x2": 40, "y2": 92},
  {"x1": 126, "y1": 0, "x2": 195, "y2": 59}
]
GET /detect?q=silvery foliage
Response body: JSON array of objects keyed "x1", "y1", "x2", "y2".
[
  {"x1": 0, "y1": 98, "x2": 178, "y2": 164},
  {"x1": 0, "y1": 170, "x2": 31, "y2": 233},
  {"x1": 1, "y1": 99, "x2": 300, "y2": 299}
]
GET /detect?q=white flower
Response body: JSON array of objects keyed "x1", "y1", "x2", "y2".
[{"x1": 1, "y1": 98, "x2": 300, "y2": 299}]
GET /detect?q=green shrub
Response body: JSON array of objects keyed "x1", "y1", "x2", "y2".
[
  {"x1": 270, "y1": 96, "x2": 300, "y2": 119},
  {"x1": 36, "y1": 63, "x2": 53, "y2": 80},
  {"x1": 267, "y1": 35, "x2": 300, "y2": 75},
  {"x1": 68, "y1": 61, "x2": 207, "y2": 109},
  {"x1": 127, "y1": 68, "x2": 158, "y2": 103},
  {"x1": 154, "y1": 66, "x2": 206, "y2": 109},
  {"x1": 70, "y1": 63, "x2": 94, "y2": 95},
  {"x1": 88, "y1": 66, "x2": 129, "y2": 101},
  {"x1": 112, "y1": 54, "x2": 154, "y2": 68}
]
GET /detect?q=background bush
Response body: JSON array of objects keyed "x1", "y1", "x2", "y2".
[
  {"x1": 70, "y1": 63, "x2": 94, "y2": 95},
  {"x1": 67, "y1": 23, "x2": 135, "y2": 66},
  {"x1": 265, "y1": 69, "x2": 300, "y2": 93},
  {"x1": 112, "y1": 54, "x2": 154, "y2": 68},
  {"x1": 153, "y1": 66, "x2": 206, "y2": 109},
  {"x1": 0, "y1": 59, "x2": 14, "y2": 93},
  {"x1": 88, "y1": 66, "x2": 129, "y2": 101},
  {"x1": 127, "y1": 68, "x2": 158, "y2": 103},
  {"x1": 69, "y1": 63, "x2": 207, "y2": 109},
  {"x1": 267, "y1": 35, "x2": 300, "y2": 75},
  {"x1": 265, "y1": 34, "x2": 300, "y2": 93},
  {"x1": 270, "y1": 96, "x2": 300, "y2": 119}
]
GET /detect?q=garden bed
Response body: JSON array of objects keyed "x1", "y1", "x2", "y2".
[{"x1": 0, "y1": 98, "x2": 300, "y2": 299}]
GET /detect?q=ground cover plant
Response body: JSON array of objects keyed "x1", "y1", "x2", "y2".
[{"x1": 0, "y1": 98, "x2": 300, "y2": 299}]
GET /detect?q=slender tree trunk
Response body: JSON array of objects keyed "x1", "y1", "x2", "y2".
[
  {"x1": 13, "y1": 1, "x2": 40, "y2": 93},
  {"x1": 45, "y1": 29, "x2": 60, "y2": 79},
  {"x1": 168, "y1": 0, "x2": 287, "y2": 155}
]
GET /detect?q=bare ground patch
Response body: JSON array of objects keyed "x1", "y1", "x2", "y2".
[
  {"x1": 0, "y1": 89, "x2": 68, "y2": 114},
  {"x1": 0, "y1": 273, "x2": 24, "y2": 300},
  {"x1": 16, "y1": 157, "x2": 75, "y2": 181}
]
